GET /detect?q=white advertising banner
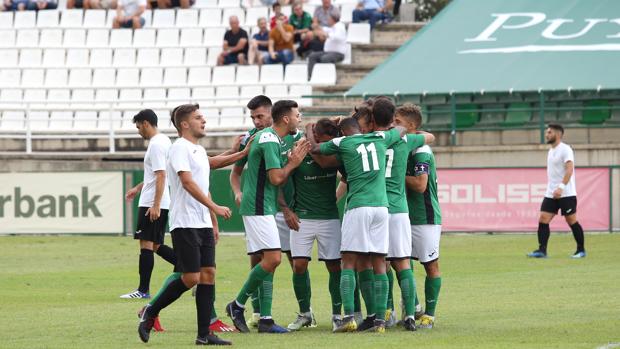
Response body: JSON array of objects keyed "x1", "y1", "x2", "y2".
[{"x1": 0, "y1": 172, "x2": 124, "y2": 234}]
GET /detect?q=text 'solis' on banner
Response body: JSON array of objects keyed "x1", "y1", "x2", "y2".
[
  {"x1": 437, "y1": 168, "x2": 610, "y2": 232},
  {"x1": 0, "y1": 172, "x2": 124, "y2": 234}
]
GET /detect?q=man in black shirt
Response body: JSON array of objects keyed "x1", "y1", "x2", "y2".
[{"x1": 218, "y1": 16, "x2": 249, "y2": 65}]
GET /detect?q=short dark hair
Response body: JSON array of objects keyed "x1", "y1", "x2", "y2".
[
  {"x1": 272, "y1": 2, "x2": 280, "y2": 9},
  {"x1": 396, "y1": 103, "x2": 423, "y2": 128},
  {"x1": 172, "y1": 104, "x2": 200, "y2": 131},
  {"x1": 133, "y1": 109, "x2": 158, "y2": 127},
  {"x1": 315, "y1": 118, "x2": 340, "y2": 138},
  {"x1": 547, "y1": 123, "x2": 564, "y2": 134},
  {"x1": 246, "y1": 95, "x2": 272, "y2": 110},
  {"x1": 372, "y1": 96, "x2": 395, "y2": 127},
  {"x1": 339, "y1": 117, "x2": 360, "y2": 134},
  {"x1": 271, "y1": 100, "x2": 298, "y2": 123},
  {"x1": 352, "y1": 105, "x2": 372, "y2": 125}
]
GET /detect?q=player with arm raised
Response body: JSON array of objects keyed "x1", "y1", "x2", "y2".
[
  {"x1": 397, "y1": 104, "x2": 442, "y2": 330},
  {"x1": 226, "y1": 100, "x2": 310, "y2": 334},
  {"x1": 527, "y1": 124, "x2": 585, "y2": 259}
]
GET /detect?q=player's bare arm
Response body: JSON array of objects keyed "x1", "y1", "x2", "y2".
[
  {"x1": 278, "y1": 188, "x2": 300, "y2": 231},
  {"x1": 554, "y1": 160, "x2": 574, "y2": 199},
  {"x1": 209, "y1": 136, "x2": 255, "y2": 169},
  {"x1": 125, "y1": 182, "x2": 144, "y2": 201},
  {"x1": 336, "y1": 177, "x2": 347, "y2": 201},
  {"x1": 145, "y1": 170, "x2": 165, "y2": 222},
  {"x1": 416, "y1": 130, "x2": 435, "y2": 144},
  {"x1": 406, "y1": 173, "x2": 428, "y2": 193},
  {"x1": 267, "y1": 139, "x2": 310, "y2": 186},
  {"x1": 230, "y1": 165, "x2": 244, "y2": 207},
  {"x1": 209, "y1": 193, "x2": 220, "y2": 244},
  {"x1": 178, "y1": 171, "x2": 232, "y2": 219},
  {"x1": 305, "y1": 122, "x2": 341, "y2": 168}
]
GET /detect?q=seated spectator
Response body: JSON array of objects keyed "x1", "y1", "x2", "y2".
[
  {"x1": 307, "y1": 12, "x2": 346, "y2": 79},
  {"x1": 249, "y1": 17, "x2": 270, "y2": 65},
  {"x1": 3, "y1": 0, "x2": 29, "y2": 10},
  {"x1": 313, "y1": 0, "x2": 339, "y2": 28},
  {"x1": 217, "y1": 16, "x2": 249, "y2": 65},
  {"x1": 25, "y1": 0, "x2": 58, "y2": 9},
  {"x1": 113, "y1": 0, "x2": 146, "y2": 29},
  {"x1": 353, "y1": 0, "x2": 392, "y2": 29},
  {"x1": 67, "y1": 0, "x2": 116, "y2": 9},
  {"x1": 289, "y1": 2, "x2": 312, "y2": 43},
  {"x1": 270, "y1": 3, "x2": 288, "y2": 30},
  {"x1": 267, "y1": 14, "x2": 294, "y2": 65},
  {"x1": 151, "y1": 0, "x2": 194, "y2": 9}
]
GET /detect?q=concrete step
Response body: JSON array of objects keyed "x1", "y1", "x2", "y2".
[
  {"x1": 336, "y1": 63, "x2": 375, "y2": 85},
  {"x1": 372, "y1": 23, "x2": 422, "y2": 45},
  {"x1": 351, "y1": 43, "x2": 401, "y2": 65}
]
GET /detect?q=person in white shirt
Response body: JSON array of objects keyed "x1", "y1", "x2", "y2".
[
  {"x1": 528, "y1": 124, "x2": 586, "y2": 259},
  {"x1": 113, "y1": 0, "x2": 146, "y2": 29},
  {"x1": 307, "y1": 13, "x2": 347, "y2": 79},
  {"x1": 138, "y1": 104, "x2": 233, "y2": 346},
  {"x1": 121, "y1": 109, "x2": 176, "y2": 301}
]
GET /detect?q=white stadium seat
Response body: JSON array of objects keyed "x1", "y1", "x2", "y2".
[
  {"x1": 221, "y1": 8, "x2": 245, "y2": 26},
  {"x1": 199, "y1": 9, "x2": 222, "y2": 28},
  {"x1": 0, "y1": 12, "x2": 13, "y2": 29},
  {"x1": 176, "y1": 9, "x2": 199, "y2": 27},
  {"x1": 133, "y1": 29, "x2": 156, "y2": 48},
  {"x1": 95, "y1": 88, "x2": 118, "y2": 106},
  {"x1": 23, "y1": 89, "x2": 46, "y2": 108},
  {"x1": 28, "y1": 111, "x2": 50, "y2": 130},
  {"x1": 203, "y1": 107, "x2": 219, "y2": 125},
  {"x1": 14, "y1": 11, "x2": 36, "y2": 29},
  {"x1": 206, "y1": 47, "x2": 222, "y2": 66},
  {"x1": 211, "y1": 65, "x2": 236, "y2": 85},
  {"x1": 0, "y1": 30, "x2": 16, "y2": 48},
  {"x1": 281, "y1": 5, "x2": 292, "y2": 17},
  {"x1": 163, "y1": 67, "x2": 187, "y2": 86},
  {"x1": 264, "y1": 84, "x2": 288, "y2": 99},
  {"x1": 72, "y1": 89, "x2": 95, "y2": 105},
  {"x1": 244, "y1": 7, "x2": 268, "y2": 27},
  {"x1": 188, "y1": 67, "x2": 211, "y2": 86},
  {"x1": 194, "y1": 0, "x2": 218, "y2": 8},
  {"x1": 340, "y1": 4, "x2": 355, "y2": 23},
  {"x1": 219, "y1": 107, "x2": 244, "y2": 127},
  {"x1": 260, "y1": 64, "x2": 284, "y2": 84},
  {"x1": 284, "y1": 64, "x2": 308, "y2": 84},
  {"x1": 68, "y1": 68, "x2": 93, "y2": 87},
  {"x1": 74, "y1": 111, "x2": 98, "y2": 130},
  {"x1": 215, "y1": 86, "x2": 238, "y2": 106},
  {"x1": 63, "y1": 29, "x2": 87, "y2": 47},
  {"x1": 0, "y1": 49, "x2": 18, "y2": 68},
  {"x1": 204, "y1": 28, "x2": 226, "y2": 47},
  {"x1": 1, "y1": 111, "x2": 25, "y2": 130},
  {"x1": 240, "y1": 85, "x2": 263, "y2": 99},
  {"x1": 347, "y1": 22, "x2": 371, "y2": 44},
  {"x1": 116, "y1": 68, "x2": 140, "y2": 86},
  {"x1": 45, "y1": 69, "x2": 69, "y2": 88},
  {"x1": 109, "y1": 29, "x2": 132, "y2": 47},
  {"x1": 180, "y1": 28, "x2": 203, "y2": 47},
  {"x1": 93, "y1": 68, "x2": 116, "y2": 87},
  {"x1": 143, "y1": 88, "x2": 167, "y2": 108},
  {"x1": 236, "y1": 65, "x2": 259, "y2": 85},
  {"x1": 60, "y1": 9, "x2": 84, "y2": 28},
  {"x1": 156, "y1": 28, "x2": 180, "y2": 47},
  {"x1": 142, "y1": 10, "x2": 153, "y2": 28},
  {"x1": 0, "y1": 69, "x2": 21, "y2": 87},
  {"x1": 16, "y1": 29, "x2": 39, "y2": 48},
  {"x1": 84, "y1": 10, "x2": 108, "y2": 28},
  {"x1": 86, "y1": 29, "x2": 110, "y2": 47},
  {"x1": 19, "y1": 49, "x2": 43, "y2": 67},
  {"x1": 192, "y1": 87, "x2": 215, "y2": 105},
  {"x1": 113, "y1": 48, "x2": 136, "y2": 67},
  {"x1": 184, "y1": 47, "x2": 207, "y2": 66},
  {"x1": 218, "y1": 0, "x2": 239, "y2": 8},
  {"x1": 140, "y1": 67, "x2": 163, "y2": 86},
  {"x1": 37, "y1": 10, "x2": 60, "y2": 28},
  {"x1": 152, "y1": 9, "x2": 176, "y2": 28},
  {"x1": 161, "y1": 47, "x2": 184, "y2": 65},
  {"x1": 168, "y1": 87, "x2": 191, "y2": 105},
  {"x1": 66, "y1": 48, "x2": 90, "y2": 67},
  {"x1": 98, "y1": 110, "x2": 122, "y2": 130},
  {"x1": 310, "y1": 63, "x2": 336, "y2": 85},
  {"x1": 0, "y1": 89, "x2": 22, "y2": 108},
  {"x1": 89, "y1": 48, "x2": 113, "y2": 67},
  {"x1": 42, "y1": 49, "x2": 66, "y2": 67},
  {"x1": 136, "y1": 48, "x2": 160, "y2": 67},
  {"x1": 49, "y1": 111, "x2": 74, "y2": 130},
  {"x1": 118, "y1": 88, "x2": 142, "y2": 108},
  {"x1": 40, "y1": 29, "x2": 63, "y2": 47}
]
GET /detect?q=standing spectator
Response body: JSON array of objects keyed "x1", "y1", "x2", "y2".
[
  {"x1": 289, "y1": 2, "x2": 312, "y2": 43},
  {"x1": 313, "y1": 0, "x2": 339, "y2": 28},
  {"x1": 270, "y1": 2, "x2": 288, "y2": 29},
  {"x1": 113, "y1": 0, "x2": 147, "y2": 29},
  {"x1": 307, "y1": 12, "x2": 346, "y2": 79},
  {"x1": 249, "y1": 17, "x2": 270, "y2": 65},
  {"x1": 353, "y1": 0, "x2": 393, "y2": 29},
  {"x1": 27, "y1": 0, "x2": 58, "y2": 10},
  {"x1": 217, "y1": 16, "x2": 249, "y2": 65},
  {"x1": 267, "y1": 14, "x2": 294, "y2": 65}
]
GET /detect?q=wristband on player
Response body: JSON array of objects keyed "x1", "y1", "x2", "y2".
[{"x1": 557, "y1": 183, "x2": 566, "y2": 190}]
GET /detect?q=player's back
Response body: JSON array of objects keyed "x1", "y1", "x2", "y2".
[
  {"x1": 385, "y1": 134, "x2": 426, "y2": 214},
  {"x1": 407, "y1": 145, "x2": 441, "y2": 225}
]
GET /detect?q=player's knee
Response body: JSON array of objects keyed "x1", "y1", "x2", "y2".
[
  {"x1": 292, "y1": 260, "x2": 308, "y2": 274},
  {"x1": 424, "y1": 260, "x2": 440, "y2": 277},
  {"x1": 325, "y1": 260, "x2": 341, "y2": 272},
  {"x1": 200, "y1": 268, "x2": 216, "y2": 284},
  {"x1": 182, "y1": 273, "x2": 200, "y2": 287}
]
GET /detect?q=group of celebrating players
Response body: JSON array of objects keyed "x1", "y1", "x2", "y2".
[{"x1": 128, "y1": 94, "x2": 443, "y2": 345}]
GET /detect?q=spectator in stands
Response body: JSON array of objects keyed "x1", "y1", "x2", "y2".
[
  {"x1": 270, "y1": 2, "x2": 288, "y2": 29},
  {"x1": 217, "y1": 16, "x2": 249, "y2": 65},
  {"x1": 3, "y1": 0, "x2": 29, "y2": 10},
  {"x1": 313, "y1": 0, "x2": 339, "y2": 27},
  {"x1": 25, "y1": 0, "x2": 58, "y2": 9},
  {"x1": 113, "y1": 0, "x2": 146, "y2": 29},
  {"x1": 267, "y1": 13, "x2": 294, "y2": 65},
  {"x1": 67, "y1": 0, "x2": 116, "y2": 9},
  {"x1": 289, "y1": 2, "x2": 312, "y2": 43},
  {"x1": 249, "y1": 17, "x2": 270, "y2": 65},
  {"x1": 151, "y1": 0, "x2": 194, "y2": 9},
  {"x1": 353, "y1": 0, "x2": 392, "y2": 29},
  {"x1": 307, "y1": 12, "x2": 346, "y2": 79}
]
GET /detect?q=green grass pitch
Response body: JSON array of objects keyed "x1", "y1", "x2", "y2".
[{"x1": 1, "y1": 233, "x2": 619, "y2": 349}]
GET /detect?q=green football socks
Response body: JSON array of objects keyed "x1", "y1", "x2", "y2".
[
  {"x1": 292, "y1": 270, "x2": 312, "y2": 313},
  {"x1": 358, "y1": 269, "x2": 375, "y2": 316},
  {"x1": 235, "y1": 264, "x2": 271, "y2": 306},
  {"x1": 373, "y1": 273, "x2": 389, "y2": 321},
  {"x1": 149, "y1": 272, "x2": 181, "y2": 306},
  {"x1": 425, "y1": 276, "x2": 442, "y2": 316},
  {"x1": 340, "y1": 269, "x2": 356, "y2": 315},
  {"x1": 328, "y1": 270, "x2": 342, "y2": 315},
  {"x1": 386, "y1": 268, "x2": 395, "y2": 311},
  {"x1": 259, "y1": 273, "x2": 274, "y2": 317},
  {"x1": 398, "y1": 269, "x2": 416, "y2": 317}
]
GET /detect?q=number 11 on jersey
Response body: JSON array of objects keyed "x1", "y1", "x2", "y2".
[{"x1": 357, "y1": 143, "x2": 380, "y2": 172}]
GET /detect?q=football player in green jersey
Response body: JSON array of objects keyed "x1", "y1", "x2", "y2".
[
  {"x1": 226, "y1": 100, "x2": 310, "y2": 334},
  {"x1": 286, "y1": 119, "x2": 343, "y2": 331},
  {"x1": 371, "y1": 98, "x2": 434, "y2": 331},
  {"x1": 310, "y1": 117, "x2": 405, "y2": 333},
  {"x1": 229, "y1": 95, "x2": 274, "y2": 326},
  {"x1": 396, "y1": 103, "x2": 442, "y2": 330}
]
